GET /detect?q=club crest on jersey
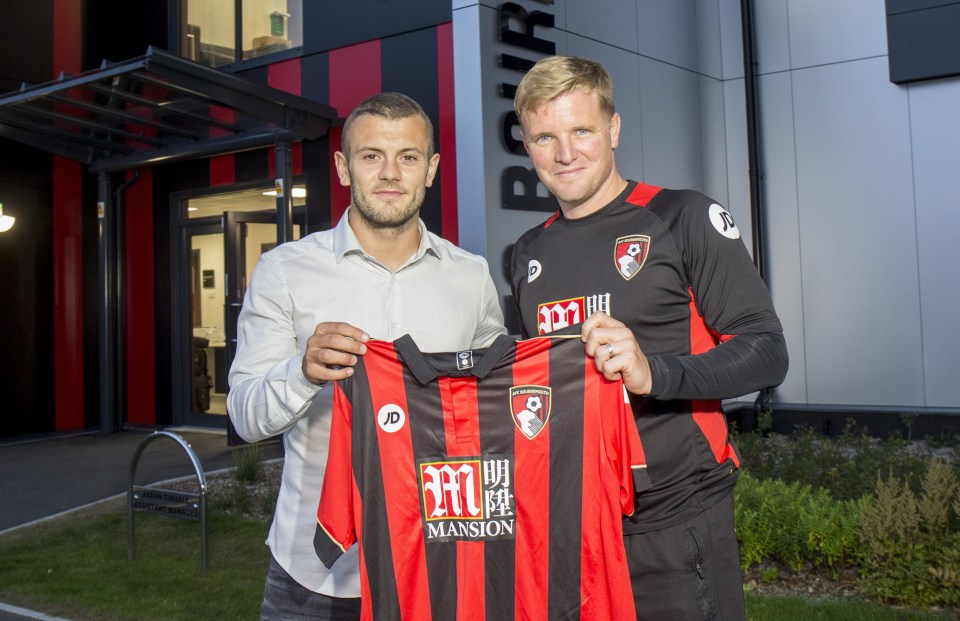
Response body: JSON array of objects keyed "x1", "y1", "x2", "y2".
[
  {"x1": 509, "y1": 385, "x2": 551, "y2": 439},
  {"x1": 614, "y1": 235, "x2": 651, "y2": 280}
]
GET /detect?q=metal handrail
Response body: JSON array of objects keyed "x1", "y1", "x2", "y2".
[{"x1": 127, "y1": 430, "x2": 208, "y2": 571}]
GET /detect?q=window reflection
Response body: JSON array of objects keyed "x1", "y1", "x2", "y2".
[{"x1": 181, "y1": 0, "x2": 302, "y2": 67}]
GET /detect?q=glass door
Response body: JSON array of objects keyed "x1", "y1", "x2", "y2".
[
  {"x1": 223, "y1": 210, "x2": 278, "y2": 377},
  {"x1": 178, "y1": 186, "x2": 305, "y2": 430},
  {"x1": 184, "y1": 213, "x2": 277, "y2": 427},
  {"x1": 224, "y1": 211, "x2": 303, "y2": 443},
  {"x1": 186, "y1": 223, "x2": 228, "y2": 424}
]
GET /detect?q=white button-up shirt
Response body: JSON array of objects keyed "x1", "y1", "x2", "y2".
[{"x1": 227, "y1": 208, "x2": 506, "y2": 597}]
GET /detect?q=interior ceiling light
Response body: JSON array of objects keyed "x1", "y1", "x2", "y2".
[
  {"x1": 0, "y1": 203, "x2": 15, "y2": 233},
  {"x1": 262, "y1": 187, "x2": 307, "y2": 198}
]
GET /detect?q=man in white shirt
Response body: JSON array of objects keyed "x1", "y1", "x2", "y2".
[{"x1": 228, "y1": 92, "x2": 506, "y2": 620}]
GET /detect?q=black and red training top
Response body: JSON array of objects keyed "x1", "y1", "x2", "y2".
[{"x1": 510, "y1": 180, "x2": 788, "y2": 532}]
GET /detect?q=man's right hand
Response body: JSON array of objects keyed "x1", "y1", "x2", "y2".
[{"x1": 301, "y1": 322, "x2": 370, "y2": 385}]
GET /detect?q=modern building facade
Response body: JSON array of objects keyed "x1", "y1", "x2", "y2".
[{"x1": 1, "y1": 0, "x2": 958, "y2": 440}]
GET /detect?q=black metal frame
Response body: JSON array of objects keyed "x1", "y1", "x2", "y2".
[
  {"x1": 173, "y1": 216, "x2": 224, "y2": 430},
  {"x1": 0, "y1": 47, "x2": 335, "y2": 172},
  {"x1": 170, "y1": 182, "x2": 308, "y2": 433}
]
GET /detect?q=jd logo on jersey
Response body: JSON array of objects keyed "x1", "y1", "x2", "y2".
[
  {"x1": 708, "y1": 203, "x2": 740, "y2": 239},
  {"x1": 614, "y1": 235, "x2": 651, "y2": 280},
  {"x1": 377, "y1": 404, "x2": 406, "y2": 433},
  {"x1": 527, "y1": 259, "x2": 542, "y2": 283},
  {"x1": 509, "y1": 386, "x2": 552, "y2": 439}
]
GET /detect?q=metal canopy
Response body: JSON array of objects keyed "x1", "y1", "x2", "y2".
[
  {"x1": 0, "y1": 47, "x2": 340, "y2": 436},
  {"x1": 0, "y1": 46, "x2": 338, "y2": 173}
]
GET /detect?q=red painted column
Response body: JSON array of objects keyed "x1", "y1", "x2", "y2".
[
  {"x1": 268, "y1": 58, "x2": 304, "y2": 177},
  {"x1": 52, "y1": 0, "x2": 81, "y2": 76},
  {"x1": 52, "y1": 0, "x2": 84, "y2": 431},
  {"x1": 437, "y1": 23, "x2": 459, "y2": 244},
  {"x1": 269, "y1": 58, "x2": 302, "y2": 95},
  {"x1": 125, "y1": 169, "x2": 156, "y2": 425},
  {"x1": 209, "y1": 153, "x2": 235, "y2": 186},
  {"x1": 327, "y1": 41, "x2": 382, "y2": 223},
  {"x1": 209, "y1": 107, "x2": 237, "y2": 186},
  {"x1": 52, "y1": 159, "x2": 84, "y2": 430}
]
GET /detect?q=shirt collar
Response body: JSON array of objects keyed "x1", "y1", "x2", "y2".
[
  {"x1": 332, "y1": 206, "x2": 440, "y2": 265},
  {"x1": 395, "y1": 334, "x2": 516, "y2": 384}
]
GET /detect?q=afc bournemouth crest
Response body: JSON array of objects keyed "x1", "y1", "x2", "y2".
[
  {"x1": 614, "y1": 235, "x2": 651, "y2": 280},
  {"x1": 509, "y1": 385, "x2": 551, "y2": 440}
]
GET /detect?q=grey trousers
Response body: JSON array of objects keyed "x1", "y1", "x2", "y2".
[{"x1": 260, "y1": 554, "x2": 360, "y2": 621}]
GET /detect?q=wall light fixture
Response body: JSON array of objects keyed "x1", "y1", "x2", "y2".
[{"x1": 0, "y1": 203, "x2": 15, "y2": 233}]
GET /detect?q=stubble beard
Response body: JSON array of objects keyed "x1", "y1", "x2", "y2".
[
  {"x1": 542, "y1": 175, "x2": 593, "y2": 212},
  {"x1": 544, "y1": 159, "x2": 616, "y2": 214},
  {"x1": 350, "y1": 182, "x2": 426, "y2": 231}
]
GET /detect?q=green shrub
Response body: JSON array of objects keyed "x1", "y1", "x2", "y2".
[
  {"x1": 210, "y1": 480, "x2": 253, "y2": 515},
  {"x1": 735, "y1": 422, "x2": 950, "y2": 501},
  {"x1": 736, "y1": 425, "x2": 960, "y2": 613},
  {"x1": 259, "y1": 482, "x2": 279, "y2": 517},
  {"x1": 735, "y1": 472, "x2": 863, "y2": 575},
  {"x1": 857, "y1": 460, "x2": 960, "y2": 608},
  {"x1": 231, "y1": 444, "x2": 265, "y2": 483}
]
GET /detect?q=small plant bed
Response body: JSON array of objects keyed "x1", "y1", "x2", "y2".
[
  {"x1": 734, "y1": 422, "x2": 960, "y2": 617},
  {"x1": 156, "y1": 443, "x2": 282, "y2": 523}
]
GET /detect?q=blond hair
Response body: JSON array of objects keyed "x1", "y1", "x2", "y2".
[{"x1": 514, "y1": 55, "x2": 615, "y2": 122}]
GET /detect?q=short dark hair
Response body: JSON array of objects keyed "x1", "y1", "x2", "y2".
[{"x1": 341, "y1": 92, "x2": 435, "y2": 157}]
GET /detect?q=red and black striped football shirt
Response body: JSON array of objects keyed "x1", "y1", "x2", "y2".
[{"x1": 315, "y1": 334, "x2": 650, "y2": 621}]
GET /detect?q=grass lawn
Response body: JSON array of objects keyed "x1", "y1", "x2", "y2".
[
  {"x1": 744, "y1": 593, "x2": 953, "y2": 620},
  {"x1": 0, "y1": 500, "x2": 268, "y2": 621},
  {"x1": 0, "y1": 499, "x2": 954, "y2": 621}
]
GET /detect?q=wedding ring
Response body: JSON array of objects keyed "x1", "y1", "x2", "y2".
[{"x1": 606, "y1": 343, "x2": 615, "y2": 357}]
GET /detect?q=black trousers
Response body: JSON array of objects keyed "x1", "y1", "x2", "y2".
[{"x1": 624, "y1": 490, "x2": 746, "y2": 621}]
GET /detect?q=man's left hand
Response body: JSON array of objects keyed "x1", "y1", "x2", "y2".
[{"x1": 581, "y1": 311, "x2": 653, "y2": 396}]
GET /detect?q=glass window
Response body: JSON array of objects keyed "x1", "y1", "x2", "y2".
[
  {"x1": 185, "y1": 186, "x2": 307, "y2": 219},
  {"x1": 181, "y1": 0, "x2": 302, "y2": 68},
  {"x1": 184, "y1": 0, "x2": 236, "y2": 68},
  {"x1": 243, "y1": 0, "x2": 303, "y2": 61}
]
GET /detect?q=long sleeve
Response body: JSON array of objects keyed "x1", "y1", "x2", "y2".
[
  {"x1": 227, "y1": 253, "x2": 322, "y2": 443},
  {"x1": 473, "y1": 259, "x2": 509, "y2": 348},
  {"x1": 643, "y1": 190, "x2": 788, "y2": 401},
  {"x1": 647, "y1": 331, "x2": 788, "y2": 401}
]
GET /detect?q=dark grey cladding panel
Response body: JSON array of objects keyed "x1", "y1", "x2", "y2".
[
  {"x1": 885, "y1": 0, "x2": 960, "y2": 83},
  {"x1": 303, "y1": 0, "x2": 452, "y2": 55}
]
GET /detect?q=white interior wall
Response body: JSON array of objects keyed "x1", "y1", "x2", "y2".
[{"x1": 192, "y1": 234, "x2": 225, "y2": 332}]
